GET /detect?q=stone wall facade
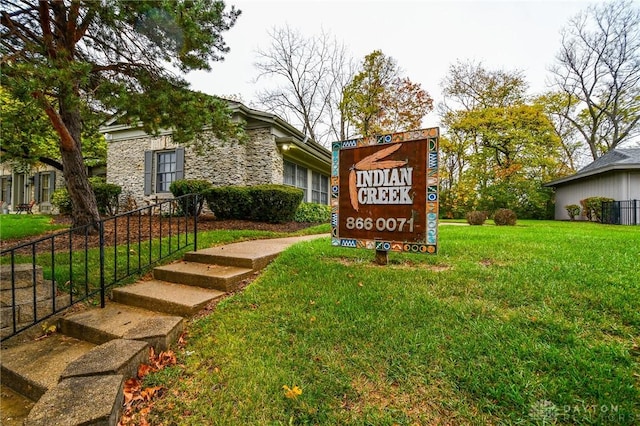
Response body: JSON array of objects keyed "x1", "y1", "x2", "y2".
[
  {"x1": 107, "y1": 127, "x2": 285, "y2": 208},
  {"x1": 0, "y1": 163, "x2": 66, "y2": 214}
]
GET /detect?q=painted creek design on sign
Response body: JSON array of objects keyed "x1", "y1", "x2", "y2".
[{"x1": 331, "y1": 128, "x2": 439, "y2": 254}]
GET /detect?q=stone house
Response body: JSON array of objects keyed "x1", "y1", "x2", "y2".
[
  {"x1": 101, "y1": 101, "x2": 331, "y2": 209},
  {"x1": 0, "y1": 162, "x2": 65, "y2": 214},
  {"x1": 545, "y1": 148, "x2": 640, "y2": 221}
]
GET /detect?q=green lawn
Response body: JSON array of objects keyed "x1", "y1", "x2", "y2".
[
  {"x1": 144, "y1": 221, "x2": 640, "y2": 425},
  {"x1": 0, "y1": 214, "x2": 68, "y2": 241}
]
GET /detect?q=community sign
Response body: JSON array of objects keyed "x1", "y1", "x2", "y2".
[{"x1": 331, "y1": 128, "x2": 439, "y2": 254}]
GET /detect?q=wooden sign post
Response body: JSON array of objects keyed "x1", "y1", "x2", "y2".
[{"x1": 331, "y1": 128, "x2": 439, "y2": 263}]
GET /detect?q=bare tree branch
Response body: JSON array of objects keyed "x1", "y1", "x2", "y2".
[{"x1": 549, "y1": 0, "x2": 640, "y2": 159}]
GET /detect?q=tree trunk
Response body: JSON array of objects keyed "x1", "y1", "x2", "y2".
[
  {"x1": 61, "y1": 147, "x2": 101, "y2": 231},
  {"x1": 37, "y1": 86, "x2": 101, "y2": 232},
  {"x1": 58, "y1": 90, "x2": 101, "y2": 232}
]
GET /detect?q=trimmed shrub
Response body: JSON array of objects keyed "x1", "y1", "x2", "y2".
[
  {"x1": 466, "y1": 211, "x2": 487, "y2": 225},
  {"x1": 205, "y1": 186, "x2": 252, "y2": 220},
  {"x1": 51, "y1": 188, "x2": 72, "y2": 215},
  {"x1": 294, "y1": 202, "x2": 331, "y2": 223},
  {"x1": 565, "y1": 204, "x2": 581, "y2": 221},
  {"x1": 246, "y1": 185, "x2": 304, "y2": 223},
  {"x1": 170, "y1": 179, "x2": 213, "y2": 217},
  {"x1": 53, "y1": 180, "x2": 122, "y2": 216},
  {"x1": 493, "y1": 208, "x2": 517, "y2": 226},
  {"x1": 580, "y1": 197, "x2": 614, "y2": 222},
  {"x1": 90, "y1": 178, "x2": 122, "y2": 216},
  {"x1": 205, "y1": 185, "x2": 304, "y2": 223}
]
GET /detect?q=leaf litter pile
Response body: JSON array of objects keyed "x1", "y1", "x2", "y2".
[{"x1": 118, "y1": 333, "x2": 187, "y2": 426}]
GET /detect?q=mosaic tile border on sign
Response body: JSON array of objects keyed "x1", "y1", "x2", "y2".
[{"x1": 331, "y1": 128, "x2": 439, "y2": 254}]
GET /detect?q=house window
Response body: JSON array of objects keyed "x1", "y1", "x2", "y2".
[
  {"x1": 33, "y1": 171, "x2": 55, "y2": 204},
  {"x1": 39, "y1": 173, "x2": 52, "y2": 203},
  {"x1": 144, "y1": 148, "x2": 184, "y2": 196},
  {"x1": 156, "y1": 151, "x2": 177, "y2": 193},
  {"x1": 312, "y1": 172, "x2": 328, "y2": 204},
  {"x1": 0, "y1": 176, "x2": 11, "y2": 204},
  {"x1": 283, "y1": 160, "x2": 308, "y2": 199}
]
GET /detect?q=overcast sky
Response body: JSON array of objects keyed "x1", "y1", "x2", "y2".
[{"x1": 185, "y1": 0, "x2": 605, "y2": 128}]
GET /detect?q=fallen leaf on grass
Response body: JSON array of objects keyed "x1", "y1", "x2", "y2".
[
  {"x1": 119, "y1": 348, "x2": 178, "y2": 425},
  {"x1": 283, "y1": 384, "x2": 302, "y2": 399}
]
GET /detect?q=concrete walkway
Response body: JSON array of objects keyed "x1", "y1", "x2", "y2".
[{"x1": 1, "y1": 234, "x2": 327, "y2": 426}]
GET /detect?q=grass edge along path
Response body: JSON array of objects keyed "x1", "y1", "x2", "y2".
[{"x1": 143, "y1": 221, "x2": 639, "y2": 425}]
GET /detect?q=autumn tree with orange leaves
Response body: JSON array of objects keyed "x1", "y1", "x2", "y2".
[{"x1": 342, "y1": 50, "x2": 433, "y2": 138}]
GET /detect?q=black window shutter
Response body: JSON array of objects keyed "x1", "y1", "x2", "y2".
[
  {"x1": 144, "y1": 151, "x2": 153, "y2": 196},
  {"x1": 175, "y1": 147, "x2": 185, "y2": 181},
  {"x1": 33, "y1": 173, "x2": 40, "y2": 203}
]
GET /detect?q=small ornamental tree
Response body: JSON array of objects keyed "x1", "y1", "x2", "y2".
[{"x1": 565, "y1": 204, "x2": 581, "y2": 221}]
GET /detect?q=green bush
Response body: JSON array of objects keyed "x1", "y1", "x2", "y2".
[
  {"x1": 466, "y1": 210, "x2": 487, "y2": 225},
  {"x1": 170, "y1": 179, "x2": 213, "y2": 217},
  {"x1": 246, "y1": 185, "x2": 304, "y2": 223},
  {"x1": 580, "y1": 197, "x2": 614, "y2": 222},
  {"x1": 90, "y1": 178, "x2": 122, "y2": 216},
  {"x1": 493, "y1": 208, "x2": 517, "y2": 226},
  {"x1": 205, "y1": 185, "x2": 303, "y2": 223},
  {"x1": 51, "y1": 188, "x2": 72, "y2": 215},
  {"x1": 565, "y1": 204, "x2": 581, "y2": 221},
  {"x1": 52, "y1": 180, "x2": 122, "y2": 216},
  {"x1": 294, "y1": 202, "x2": 331, "y2": 223},
  {"x1": 205, "y1": 186, "x2": 252, "y2": 220}
]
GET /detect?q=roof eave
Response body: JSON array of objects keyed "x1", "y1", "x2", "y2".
[{"x1": 544, "y1": 164, "x2": 640, "y2": 187}]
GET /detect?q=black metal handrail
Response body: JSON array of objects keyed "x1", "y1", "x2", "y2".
[
  {"x1": 0, "y1": 194, "x2": 199, "y2": 342},
  {"x1": 601, "y1": 200, "x2": 640, "y2": 225}
]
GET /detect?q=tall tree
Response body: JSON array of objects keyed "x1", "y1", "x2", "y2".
[
  {"x1": 438, "y1": 61, "x2": 528, "y2": 213},
  {"x1": 254, "y1": 26, "x2": 353, "y2": 145},
  {"x1": 550, "y1": 0, "x2": 640, "y2": 160},
  {"x1": 0, "y1": 86, "x2": 62, "y2": 170},
  {"x1": 534, "y1": 91, "x2": 584, "y2": 172},
  {"x1": 1, "y1": 0, "x2": 242, "y2": 229},
  {"x1": 0, "y1": 86, "x2": 106, "y2": 171},
  {"x1": 438, "y1": 61, "x2": 565, "y2": 219},
  {"x1": 342, "y1": 50, "x2": 433, "y2": 138},
  {"x1": 440, "y1": 60, "x2": 528, "y2": 112}
]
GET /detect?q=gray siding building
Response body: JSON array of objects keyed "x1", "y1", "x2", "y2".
[{"x1": 545, "y1": 149, "x2": 640, "y2": 221}]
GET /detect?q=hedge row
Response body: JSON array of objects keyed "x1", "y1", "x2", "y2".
[{"x1": 203, "y1": 184, "x2": 304, "y2": 223}]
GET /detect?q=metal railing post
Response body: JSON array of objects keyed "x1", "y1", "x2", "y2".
[
  {"x1": 99, "y1": 220, "x2": 106, "y2": 308},
  {"x1": 193, "y1": 194, "x2": 198, "y2": 252}
]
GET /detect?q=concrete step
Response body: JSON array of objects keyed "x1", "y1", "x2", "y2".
[
  {"x1": 25, "y1": 374, "x2": 124, "y2": 426},
  {"x1": 1, "y1": 384, "x2": 35, "y2": 426},
  {"x1": 183, "y1": 247, "x2": 279, "y2": 270},
  {"x1": 182, "y1": 235, "x2": 321, "y2": 269},
  {"x1": 45, "y1": 340, "x2": 147, "y2": 425},
  {"x1": 112, "y1": 280, "x2": 225, "y2": 316},
  {"x1": 58, "y1": 302, "x2": 183, "y2": 351},
  {"x1": 0, "y1": 334, "x2": 96, "y2": 401},
  {"x1": 60, "y1": 339, "x2": 149, "y2": 381},
  {"x1": 1, "y1": 338, "x2": 146, "y2": 425},
  {"x1": 0, "y1": 265, "x2": 44, "y2": 290},
  {"x1": 153, "y1": 261, "x2": 253, "y2": 292}
]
